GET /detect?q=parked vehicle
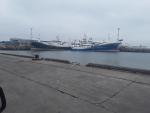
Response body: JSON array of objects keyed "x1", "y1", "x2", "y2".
[{"x1": 0, "y1": 87, "x2": 6, "y2": 113}]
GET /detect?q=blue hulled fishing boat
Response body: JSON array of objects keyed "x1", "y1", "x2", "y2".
[{"x1": 71, "y1": 38, "x2": 122, "y2": 52}]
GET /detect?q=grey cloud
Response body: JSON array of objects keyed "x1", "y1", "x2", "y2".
[{"x1": 0, "y1": 0, "x2": 150, "y2": 46}]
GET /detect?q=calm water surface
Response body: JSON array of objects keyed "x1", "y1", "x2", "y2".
[{"x1": 1, "y1": 50, "x2": 150, "y2": 70}]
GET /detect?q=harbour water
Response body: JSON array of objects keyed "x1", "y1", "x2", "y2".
[{"x1": 0, "y1": 50, "x2": 150, "y2": 70}]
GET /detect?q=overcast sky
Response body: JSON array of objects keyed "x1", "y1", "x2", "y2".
[{"x1": 0, "y1": 0, "x2": 150, "y2": 46}]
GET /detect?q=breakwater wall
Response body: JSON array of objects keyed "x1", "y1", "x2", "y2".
[
  {"x1": 119, "y1": 46, "x2": 150, "y2": 53},
  {"x1": 86, "y1": 63, "x2": 150, "y2": 75},
  {"x1": 43, "y1": 58, "x2": 71, "y2": 64}
]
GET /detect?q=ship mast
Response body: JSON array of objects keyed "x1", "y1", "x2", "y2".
[
  {"x1": 117, "y1": 28, "x2": 123, "y2": 42},
  {"x1": 56, "y1": 35, "x2": 60, "y2": 41},
  {"x1": 30, "y1": 28, "x2": 33, "y2": 40},
  {"x1": 117, "y1": 28, "x2": 120, "y2": 41}
]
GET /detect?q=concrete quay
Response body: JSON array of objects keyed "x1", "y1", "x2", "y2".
[{"x1": 0, "y1": 54, "x2": 150, "y2": 113}]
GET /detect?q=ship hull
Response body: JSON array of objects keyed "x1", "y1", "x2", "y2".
[
  {"x1": 31, "y1": 42, "x2": 71, "y2": 51},
  {"x1": 72, "y1": 42, "x2": 121, "y2": 52},
  {"x1": 31, "y1": 42, "x2": 121, "y2": 52}
]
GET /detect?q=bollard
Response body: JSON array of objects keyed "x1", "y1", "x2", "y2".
[
  {"x1": 35, "y1": 54, "x2": 39, "y2": 59},
  {"x1": 32, "y1": 54, "x2": 40, "y2": 60}
]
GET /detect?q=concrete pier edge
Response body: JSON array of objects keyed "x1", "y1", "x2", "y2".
[
  {"x1": 0, "y1": 53, "x2": 34, "y2": 58},
  {"x1": 1, "y1": 53, "x2": 150, "y2": 75},
  {"x1": 86, "y1": 63, "x2": 150, "y2": 75},
  {"x1": 0, "y1": 53, "x2": 71, "y2": 64}
]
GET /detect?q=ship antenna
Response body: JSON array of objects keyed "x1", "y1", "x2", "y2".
[
  {"x1": 84, "y1": 33, "x2": 87, "y2": 39},
  {"x1": 108, "y1": 33, "x2": 110, "y2": 41},
  {"x1": 117, "y1": 28, "x2": 120, "y2": 41},
  {"x1": 38, "y1": 33, "x2": 40, "y2": 42},
  {"x1": 56, "y1": 35, "x2": 60, "y2": 41}
]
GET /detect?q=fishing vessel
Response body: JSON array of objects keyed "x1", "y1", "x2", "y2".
[
  {"x1": 71, "y1": 38, "x2": 121, "y2": 52},
  {"x1": 71, "y1": 28, "x2": 123, "y2": 52},
  {"x1": 31, "y1": 38, "x2": 122, "y2": 51},
  {"x1": 31, "y1": 40, "x2": 71, "y2": 51},
  {"x1": 31, "y1": 28, "x2": 123, "y2": 51}
]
